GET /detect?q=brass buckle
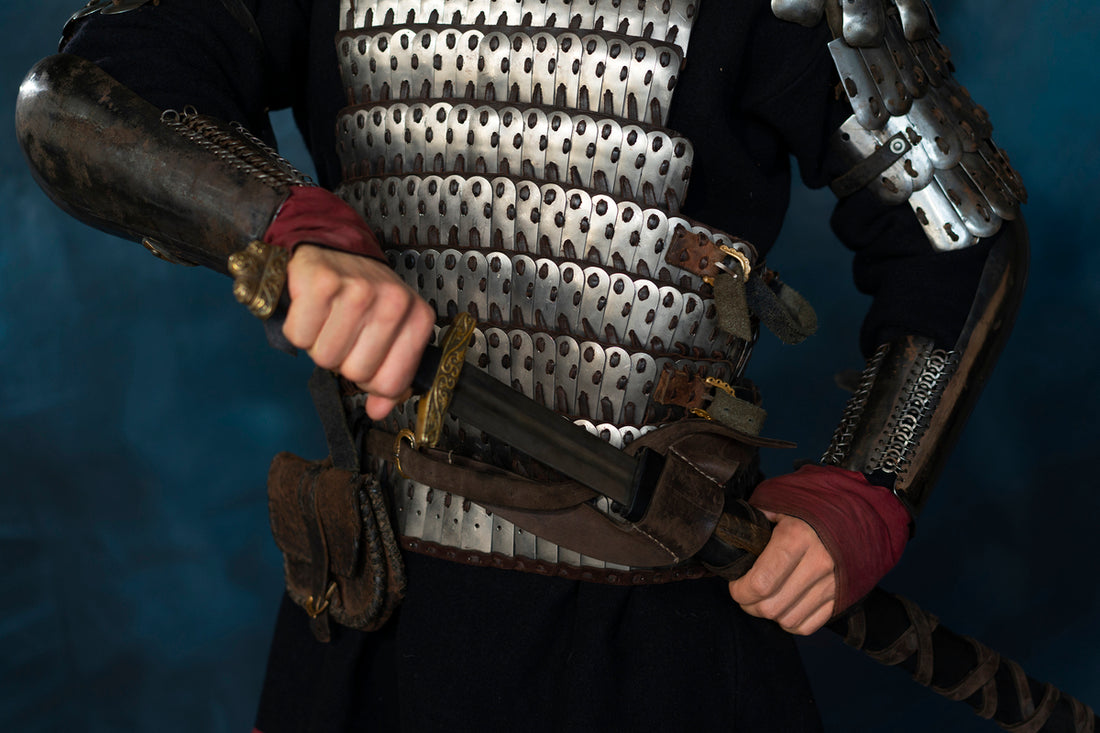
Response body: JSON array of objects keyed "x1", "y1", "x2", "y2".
[
  {"x1": 393, "y1": 429, "x2": 417, "y2": 479},
  {"x1": 305, "y1": 581, "x2": 338, "y2": 619},
  {"x1": 690, "y1": 377, "x2": 741, "y2": 421},
  {"x1": 702, "y1": 244, "x2": 753, "y2": 286},
  {"x1": 715, "y1": 244, "x2": 752, "y2": 279},
  {"x1": 705, "y1": 376, "x2": 739, "y2": 397}
]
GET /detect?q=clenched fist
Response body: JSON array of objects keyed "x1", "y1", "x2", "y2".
[
  {"x1": 727, "y1": 512, "x2": 836, "y2": 636},
  {"x1": 282, "y1": 244, "x2": 436, "y2": 420}
]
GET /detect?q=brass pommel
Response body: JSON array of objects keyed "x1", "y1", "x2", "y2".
[{"x1": 228, "y1": 240, "x2": 289, "y2": 319}]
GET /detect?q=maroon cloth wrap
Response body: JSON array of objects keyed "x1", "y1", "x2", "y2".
[
  {"x1": 748, "y1": 464, "x2": 910, "y2": 613},
  {"x1": 263, "y1": 186, "x2": 385, "y2": 261}
]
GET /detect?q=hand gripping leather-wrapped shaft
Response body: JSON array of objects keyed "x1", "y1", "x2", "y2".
[
  {"x1": 821, "y1": 220, "x2": 1028, "y2": 517},
  {"x1": 16, "y1": 54, "x2": 307, "y2": 274}
]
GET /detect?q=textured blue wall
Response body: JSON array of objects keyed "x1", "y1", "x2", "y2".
[{"x1": 2, "y1": 2, "x2": 1097, "y2": 731}]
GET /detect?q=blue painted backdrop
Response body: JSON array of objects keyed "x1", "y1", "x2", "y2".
[{"x1": 2, "y1": 2, "x2": 1097, "y2": 731}]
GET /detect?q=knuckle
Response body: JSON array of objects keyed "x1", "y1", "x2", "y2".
[
  {"x1": 410, "y1": 298, "x2": 437, "y2": 330},
  {"x1": 342, "y1": 367, "x2": 372, "y2": 386},
  {"x1": 747, "y1": 569, "x2": 777, "y2": 597},
  {"x1": 343, "y1": 279, "x2": 375, "y2": 312},
  {"x1": 312, "y1": 267, "x2": 343, "y2": 298},
  {"x1": 371, "y1": 288, "x2": 412, "y2": 324},
  {"x1": 370, "y1": 367, "x2": 408, "y2": 399},
  {"x1": 310, "y1": 348, "x2": 339, "y2": 371}
]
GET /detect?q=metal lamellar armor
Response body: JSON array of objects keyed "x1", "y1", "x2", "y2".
[{"x1": 334, "y1": 1, "x2": 747, "y2": 566}]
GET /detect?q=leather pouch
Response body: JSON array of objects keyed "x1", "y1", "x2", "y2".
[{"x1": 267, "y1": 452, "x2": 405, "y2": 642}]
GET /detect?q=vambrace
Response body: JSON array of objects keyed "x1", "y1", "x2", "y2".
[
  {"x1": 15, "y1": 53, "x2": 307, "y2": 274},
  {"x1": 821, "y1": 219, "x2": 1028, "y2": 517}
]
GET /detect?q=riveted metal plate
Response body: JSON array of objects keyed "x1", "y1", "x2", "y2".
[
  {"x1": 623, "y1": 277, "x2": 660, "y2": 349},
  {"x1": 602, "y1": 272, "x2": 637, "y2": 345},
  {"x1": 576, "y1": 341, "x2": 607, "y2": 421},
  {"x1": 510, "y1": 253, "x2": 539, "y2": 326},
  {"x1": 555, "y1": 261, "x2": 586, "y2": 334},
  {"x1": 578, "y1": 265, "x2": 612, "y2": 340},
  {"x1": 909, "y1": 182, "x2": 977, "y2": 251},
  {"x1": 553, "y1": 334, "x2": 582, "y2": 412},
  {"x1": 597, "y1": 345, "x2": 633, "y2": 423},
  {"x1": 532, "y1": 257, "x2": 562, "y2": 331},
  {"x1": 513, "y1": 179, "x2": 542, "y2": 253},
  {"x1": 508, "y1": 328, "x2": 535, "y2": 396},
  {"x1": 537, "y1": 182, "x2": 568, "y2": 256},
  {"x1": 929, "y1": 166, "x2": 999, "y2": 239},
  {"x1": 858, "y1": 42, "x2": 913, "y2": 117},
  {"x1": 532, "y1": 332, "x2": 557, "y2": 408},
  {"x1": 831, "y1": 39, "x2": 889, "y2": 130}
]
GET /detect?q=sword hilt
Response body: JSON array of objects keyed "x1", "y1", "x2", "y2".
[{"x1": 694, "y1": 499, "x2": 774, "y2": 581}]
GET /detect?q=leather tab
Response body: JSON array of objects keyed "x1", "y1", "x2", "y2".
[
  {"x1": 666, "y1": 225, "x2": 725, "y2": 280},
  {"x1": 309, "y1": 367, "x2": 360, "y2": 472},
  {"x1": 653, "y1": 365, "x2": 709, "y2": 410}
]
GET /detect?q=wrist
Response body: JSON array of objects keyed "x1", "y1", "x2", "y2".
[{"x1": 264, "y1": 186, "x2": 385, "y2": 261}]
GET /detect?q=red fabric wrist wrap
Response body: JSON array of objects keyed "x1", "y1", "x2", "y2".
[
  {"x1": 263, "y1": 186, "x2": 385, "y2": 261},
  {"x1": 748, "y1": 464, "x2": 910, "y2": 613}
]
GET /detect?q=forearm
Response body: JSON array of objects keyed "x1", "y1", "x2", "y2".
[
  {"x1": 17, "y1": 54, "x2": 302, "y2": 273},
  {"x1": 823, "y1": 221, "x2": 1028, "y2": 518}
]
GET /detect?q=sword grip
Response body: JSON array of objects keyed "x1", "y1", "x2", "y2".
[
  {"x1": 694, "y1": 500, "x2": 774, "y2": 581},
  {"x1": 410, "y1": 343, "x2": 442, "y2": 395}
]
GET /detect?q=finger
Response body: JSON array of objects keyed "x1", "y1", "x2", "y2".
[
  {"x1": 282, "y1": 254, "x2": 340, "y2": 349},
  {"x1": 364, "y1": 393, "x2": 399, "y2": 420},
  {"x1": 307, "y1": 280, "x2": 377, "y2": 370},
  {"x1": 728, "y1": 538, "x2": 806, "y2": 607},
  {"x1": 361, "y1": 298, "x2": 435, "y2": 400},
  {"x1": 339, "y1": 288, "x2": 424, "y2": 387},
  {"x1": 780, "y1": 581, "x2": 837, "y2": 636},
  {"x1": 773, "y1": 573, "x2": 836, "y2": 634},
  {"x1": 742, "y1": 546, "x2": 834, "y2": 622}
]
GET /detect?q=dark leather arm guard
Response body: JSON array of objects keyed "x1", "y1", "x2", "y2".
[
  {"x1": 821, "y1": 220, "x2": 1028, "y2": 518},
  {"x1": 16, "y1": 53, "x2": 308, "y2": 274}
]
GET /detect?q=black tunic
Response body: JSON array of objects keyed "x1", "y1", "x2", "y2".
[{"x1": 63, "y1": 1, "x2": 995, "y2": 729}]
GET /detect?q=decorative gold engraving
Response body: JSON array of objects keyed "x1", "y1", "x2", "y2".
[
  {"x1": 414, "y1": 312, "x2": 477, "y2": 448},
  {"x1": 227, "y1": 240, "x2": 289, "y2": 319}
]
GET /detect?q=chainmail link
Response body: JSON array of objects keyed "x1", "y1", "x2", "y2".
[
  {"x1": 821, "y1": 343, "x2": 891, "y2": 465},
  {"x1": 161, "y1": 106, "x2": 313, "y2": 188},
  {"x1": 873, "y1": 347, "x2": 959, "y2": 477},
  {"x1": 823, "y1": 341, "x2": 960, "y2": 483}
]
